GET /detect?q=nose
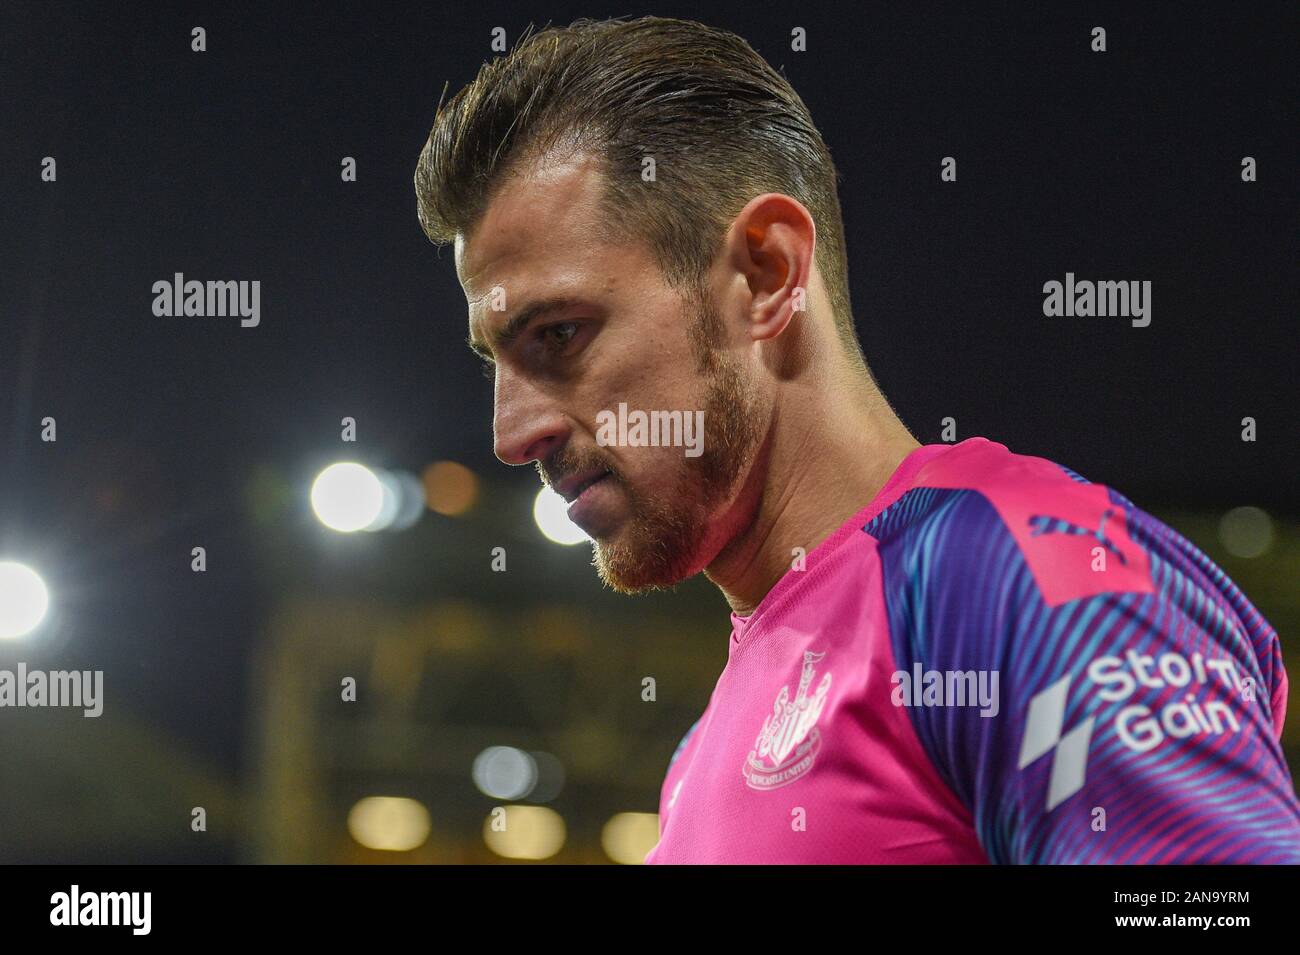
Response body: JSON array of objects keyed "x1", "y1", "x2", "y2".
[{"x1": 492, "y1": 367, "x2": 569, "y2": 466}]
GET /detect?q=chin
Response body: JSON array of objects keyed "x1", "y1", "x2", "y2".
[
  {"x1": 590, "y1": 538, "x2": 701, "y2": 595},
  {"x1": 591, "y1": 519, "x2": 727, "y2": 595}
]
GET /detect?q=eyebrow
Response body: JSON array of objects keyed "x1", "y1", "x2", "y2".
[{"x1": 466, "y1": 297, "x2": 583, "y2": 362}]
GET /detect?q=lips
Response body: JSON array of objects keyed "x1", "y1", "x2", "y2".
[{"x1": 556, "y1": 469, "x2": 612, "y2": 504}]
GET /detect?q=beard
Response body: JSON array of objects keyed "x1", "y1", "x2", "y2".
[{"x1": 568, "y1": 283, "x2": 765, "y2": 594}]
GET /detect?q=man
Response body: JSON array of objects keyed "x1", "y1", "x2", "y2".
[{"x1": 414, "y1": 16, "x2": 1300, "y2": 862}]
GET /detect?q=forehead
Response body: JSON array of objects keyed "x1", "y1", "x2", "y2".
[{"x1": 455, "y1": 149, "x2": 618, "y2": 307}]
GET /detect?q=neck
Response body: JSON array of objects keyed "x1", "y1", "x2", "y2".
[{"x1": 704, "y1": 377, "x2": 919, "y2": 616}]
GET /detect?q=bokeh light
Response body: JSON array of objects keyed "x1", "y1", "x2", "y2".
[
  {"x1": 601, "y1": 812, "x2": 661, "y2": 865},
  {"x1": 347, "y1": 796, "x2": 432, "y2": 852},
  {"x1": 423, "y1": 461, "x2": 479, "y2": 516},
  {"x1": 472, "y1": 746, "x2": 538, "y2": 800},
  {"x1": 1219, "y1": 506, "x2": 1274, "y2": 559},
  {"x1": 310, "y1": 462, "x2": 384, "y2": 532},
  {"x1": 0, "y1": 561, "x2": 49, "y2": 640},
  {"x1": 533, "y1": 487, "x2": 589, "y2": 545},
  {"x1": 482, "y1": 805, "x2": 566, "y2": 860}
]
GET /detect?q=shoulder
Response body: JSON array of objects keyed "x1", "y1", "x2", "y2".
[
  {"x1": 866, "y1": 443, "x2": 1298, "y2": 862},
  {"x1": 866, "y1": 438, "x2": 1155, "y2": 609}
]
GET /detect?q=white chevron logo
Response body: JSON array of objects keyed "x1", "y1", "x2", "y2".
[{"x1": 1018, "y1": 675, "x2": 1095, "y2": 812}]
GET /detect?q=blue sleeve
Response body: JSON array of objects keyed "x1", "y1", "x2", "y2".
[{"x1": 876, "y1": 486, "x2": 1300, "y2": 864}]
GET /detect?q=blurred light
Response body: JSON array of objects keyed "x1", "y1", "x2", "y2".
[
  {"x1": 387, "y1": 470, "x2": 426, "y2": 531},
  {"x1": 0, "y1": 561, "x2": 49, "y2": 640},
  {"x1": 423, "y1": 461, "x2": 479, "y2": 516},
  {"x1": 526, "y1": 750, "x2": 566, "y2": 803},
  {"x1": 472, "y1": 746, "x2": 538, "y2": 800},
  {"x1": 347, "y1": 796, "x2": 431, "y2": 851},
  {"x1": 601, "y1": 812, "x2": 660, "y2": 865},
  {"x1": 1219, "y1": 506, "x2": 1274, "y2": 559},
  {"x1": 367, "y1": 469, "x2": 402, "y2": 531},
  {"x1": 533, "y1": 487, "x2": 589, "y2": 545},
  {"x1": 311, "y1": 462, "x2": 384, "y2": 532},
  {"x1": 483, "y1": 805, "x2": 566, "y2": 860},
  {"x1": 364, "y1": 469, "x2": 426, "y2": 532}
]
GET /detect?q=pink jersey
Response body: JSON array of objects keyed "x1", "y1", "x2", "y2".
[{"x1": 644, "y1": 438, "x2": 1300, "y2": 864}]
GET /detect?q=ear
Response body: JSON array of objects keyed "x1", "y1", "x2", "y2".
[{"x1": 724, "y1": 193, "x2": 815, "y2": 344}]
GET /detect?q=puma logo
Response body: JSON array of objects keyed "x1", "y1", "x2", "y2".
[{"x1": 1027, "y1": 508, "x2": 1129, "y2": 566}]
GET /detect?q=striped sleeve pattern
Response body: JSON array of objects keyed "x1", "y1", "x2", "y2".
[{"x1": 867, "y1": 484, "x2": 1300, "y2": 864}]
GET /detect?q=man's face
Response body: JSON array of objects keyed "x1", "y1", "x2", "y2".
[{"x1": 457, "y1": 150, "x2": 766, "y2": 592}]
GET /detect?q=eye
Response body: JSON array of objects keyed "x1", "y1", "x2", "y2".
[
  {"x1": 541, "y1": 321, "x2": 579, "y2": 351},
  {"x1": 479, "y1": 358, "x2": 495, "y2": 379}
]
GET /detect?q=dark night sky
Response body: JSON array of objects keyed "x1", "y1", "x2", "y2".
[{"x1": 1, "y1": 1, "x2": 1295, "y2": 775}]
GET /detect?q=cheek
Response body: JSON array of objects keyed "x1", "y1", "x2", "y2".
[
  {"x1": 603, "y1": 305, "x2": 698, "y2": 393},
  {"x1": 579, "y1": 366, "x2": 692, "y2": 442},
  {"x1": 579, "y1": 308, "x2": 712, "y2": 462},
  {"x1": 615, "y1": 443, "x2": 699, "y2": 495}
]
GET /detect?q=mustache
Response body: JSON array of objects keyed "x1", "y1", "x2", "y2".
[{"x1": 536, "y1": 446, "x2": 617, "y2": 491}]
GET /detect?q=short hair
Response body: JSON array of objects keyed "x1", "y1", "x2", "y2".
[{"x1": 414, "y1": 15, "x2": 865, "y2": 361}]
